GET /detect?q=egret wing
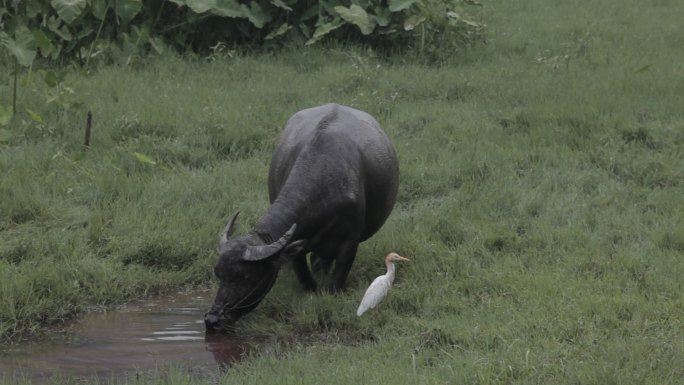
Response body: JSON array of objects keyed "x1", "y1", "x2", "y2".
[{"x1": 356, "y1": 275, "x2": 392, "y2": 316}]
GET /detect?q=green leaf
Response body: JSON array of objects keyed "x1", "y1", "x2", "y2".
[
  {"x1": 91, "y1": 0, "x2": 109, "y2": 20},
  {"x1": 26, "y1": 109, "x2": 45, "y2": 124},
  {"x1": 270, "y1": 0, "x2": 292, "y2": 11},
  {"x1": 403, "y1": 14, "x2": 426, "y2": 31},
  {"x1": 42, "y1": 69, "x2": 66, "y2": 88},
  {"x1": 0, "y1": 26, "x2": 37, "y2": 67},
  {"x1": 305, "y1": 18, "x2": 344, "y2": 45},
  {"x1": 43, "y1": 70, "x2": 59, "y2": 88},
  {"x1": 32, "y1": 30, "x2": 58, "y2": 60},
  {"x1": 77, "y1": 26, "x2": 95, "y2": 39},
  {"x1": 26, "y1": 0, "x2": 44, "y2": 17},
  {"x1": 299, "y1": 23, "x2": 312, "y2": 39},
  {"x1": 51, "y1": 0, "x2": 87, "y2": 24},
  {"x1": 319, "y1": 0, "x2": 340, "y2": 15},
  {"x1": 0, "y1": 105, "x2": 12, "y2": 127},
  {"x1": 149, "y1": 37, "x2": 165, "y2": 54},
  {"x1": 133, "y1": 152, "x2": 157, "y2": 165},
  {"x1": 48, "y1": 17, "x2": 73, "y2": 41},
  {"x1": 185, "y1": 0, "x2": 217, "y2": 13},
  {"x1": 388, "y1": 0, "x2": 418, "y2": 12},
  {"x1": 334, "y1": 5, "x2": 375, "y2": 35},
  {"x1": 131, "y1": 25, "x2": 151, "y2": 42},
  {"x1": 32, "y1": 30, "x2": 52, "y2": 51},
  {"x1": 374, "y1": 6, "x2": 392, "y2": 27},
  {"x1": 299, "y1": 4, "x2": 319, "y2": 21},
  {"x1": 212, "y1": 0, "x2": 245, "y2": 17},
  {"x1": 264, "y1": 23, "x2": 292, "y2": 40},
  {"x1": 114, "y1": 0, "x2": 142, "y2": 24},
  {"x1": 201, "y1": 0, "x2": 245, "y2": 18},
  {"x1": 241, "y1": 2, "x2": 271, "y2": 28}
]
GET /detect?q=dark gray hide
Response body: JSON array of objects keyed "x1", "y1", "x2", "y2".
[{"x1": 205, "y1": 103, "x2": 399, "y2": 332}]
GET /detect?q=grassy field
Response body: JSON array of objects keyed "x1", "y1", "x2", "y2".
[{"x1": 2, "y1": 0, "x2": 684, "y2": 383}]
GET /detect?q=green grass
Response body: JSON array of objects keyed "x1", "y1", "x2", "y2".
[{"x1": 1, "y1": 0, "x2": 684, "y2": 383}]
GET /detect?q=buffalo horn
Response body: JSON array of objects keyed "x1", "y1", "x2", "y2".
[
  {"x1": 217, "y1": 212, "x2": 240, "y2": 253},
  {"x1": 243, "y1": 224, "x2": 297, "y2": 261}
]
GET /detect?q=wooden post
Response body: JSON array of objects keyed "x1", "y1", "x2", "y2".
[
  {"x1": 12, "y1": 59, "x2": 18, "y2": 115},
  {"x1": 84, "y1": 111, "x2": 92, "y2": 148}
]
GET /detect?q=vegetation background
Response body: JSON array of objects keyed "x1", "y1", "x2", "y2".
[{"x1": 1, "y1": 0, "x2": 683, "y2": 383}]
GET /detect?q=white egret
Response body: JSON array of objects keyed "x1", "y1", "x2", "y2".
[{"x1": 356, "y1": 252, "x2": 410, "y2": 316}]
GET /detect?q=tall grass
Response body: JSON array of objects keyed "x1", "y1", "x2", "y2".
[{"x1": 1, "y1": 0, "x2": 683, "y2": 382}]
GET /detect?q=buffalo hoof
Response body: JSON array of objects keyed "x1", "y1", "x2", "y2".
[{"x1": 205, "y1": 313, "x2": 222, "y2": 332}]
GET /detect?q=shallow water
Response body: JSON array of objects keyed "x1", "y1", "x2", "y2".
[{"x1": 0, "y1": 290, "x2": 248, "y2": 382}]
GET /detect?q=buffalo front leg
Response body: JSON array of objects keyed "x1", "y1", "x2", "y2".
[
  {"x1": 310, "y1": 253, "x2": 332, "y2": 274},
  {"x1": 328, "y1": 238, "x2": 360, "y2": 293},
  {"x1": 281, "y1": 239, "x2": 316, "y2": 291},
  {"x1": 293, "y1": 252, "x2": 317, "y2": 291}
]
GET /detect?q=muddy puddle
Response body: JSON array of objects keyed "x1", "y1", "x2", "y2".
[{"x1": 0, "y1": 289, "x2": 249, "y2": 382}]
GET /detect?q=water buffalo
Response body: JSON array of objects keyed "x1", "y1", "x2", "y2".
[{"x1": 205, "y1": 103, "x2": 399, "y2": 332}]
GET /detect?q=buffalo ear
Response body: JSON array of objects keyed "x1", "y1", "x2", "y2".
[
  {"x1": 276, "y1": 239, "x2": 308, "y2": 266},
  {"x1": 242, "y1": 224, "x2": 297, "y2": 262}
]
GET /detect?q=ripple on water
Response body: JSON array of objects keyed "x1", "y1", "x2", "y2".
[{"x1": 0, "y1": 290, "x2": 250, "y2": 383}]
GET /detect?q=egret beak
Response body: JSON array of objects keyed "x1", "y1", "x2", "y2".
[{"x1": 385, "y1": 252, "x2": 411, "y2": 263}]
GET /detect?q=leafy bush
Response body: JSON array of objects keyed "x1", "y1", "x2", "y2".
[
  {"x1": 1, "y1": 0, "x2": 162, "y2": 66},
  {"x1": 1, "y1": 0, "x2": 483, "y2": 66},
  {"x1": 164, "y1": 0, "x2": 483, "y2": 49}
]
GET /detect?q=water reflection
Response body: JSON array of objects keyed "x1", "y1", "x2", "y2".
[
  {"x1": 205, "y1": 333, "x2": 249, "y2": 369},
  {"x1": 0, "y1": 290, "x2": 249, "y2": 382}
]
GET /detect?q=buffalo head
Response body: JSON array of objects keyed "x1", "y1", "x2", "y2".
[{"x1": 204, "y1": 212, "x2": 302, "y2": 332}]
